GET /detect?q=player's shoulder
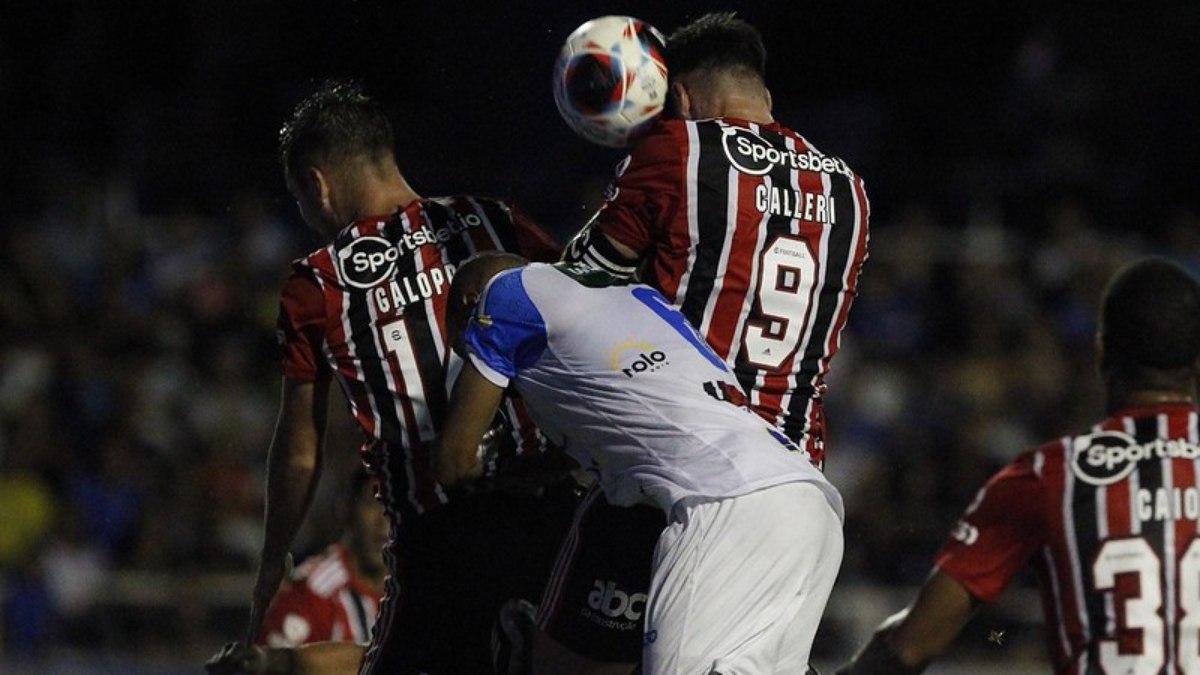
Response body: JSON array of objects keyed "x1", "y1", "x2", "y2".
[
  {"x1": 773, "y1": 122, "x2": 861, "y2": 179},
  {"x1": 986, "y1": 438, "x2": 1071, "y2": 489},
  {"x1": 625, "y1": 118, "x2": 690, "y2": 159},
  {"x1": 424, "y1": 194, "x2": 516, "y2": 216}
]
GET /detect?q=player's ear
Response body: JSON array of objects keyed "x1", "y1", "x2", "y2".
[
  {"x1": 307, "y1": 166, "x2": 333, "y2": 211},
  {"x1": 764, "y1": 86, "x2": 773, "y2": 113},
  {"x1": 670, "y1": 81, "x2": 691, "y2": 120},
  {"x1": 1095, "y1": 331, "x2": 1109, "y2": 376}
]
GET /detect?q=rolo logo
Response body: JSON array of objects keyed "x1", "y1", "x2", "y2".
[
  {"x1": 610, "y1": 339, "x2": 669, "y2": 378},
  {"x1": 623, "y1": 351, "x2": 667, "y2": 377},
  {"x1": 587, "y1": 579, "x2": 647, "y2": 621},
  {"x1": 338, "y1": 236, "x2": 400, "y2": 289}
]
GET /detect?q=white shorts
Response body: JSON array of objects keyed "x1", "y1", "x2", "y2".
[{"x1": 642, "y1": 482, "x2": 844, "y2": 675}]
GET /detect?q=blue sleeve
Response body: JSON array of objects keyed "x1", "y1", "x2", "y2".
[{"x1": 462, "y1": 269, "x2": 548, "y2": 387}]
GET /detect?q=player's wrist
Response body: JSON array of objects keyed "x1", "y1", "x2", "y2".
[
  {"x1": 262, "y1": 647, "x2": 296, "y2": 675},
  {"x1": 837, "y1": 632, "x2": 927, "y2": 675}
]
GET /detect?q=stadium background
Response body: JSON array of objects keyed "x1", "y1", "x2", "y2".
[{"x1": 0, "y1": 0, "x2": 1197, "y2": 672}]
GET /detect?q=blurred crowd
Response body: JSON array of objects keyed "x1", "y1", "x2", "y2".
[
  {"x1": 0, "y1": 1, "x2": 1197, "y2": 666},
  {"x1": 1, "y1": 174, "x2": 1195, "y2": 661}
]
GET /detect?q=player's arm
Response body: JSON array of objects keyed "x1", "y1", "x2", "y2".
[
  {"x1": 836, "y1": 570, "x2": 978, "y2": 675},
  {"x1": 435, "y1": 361, "x2": 505, "y2": 487},
  {"x1": 246, "y1": 376, "x2": 331, "y2": 642},
  {"x1": 438, "y1": 267, "x2": 547, "y2": 487},
  {"x1": 561, "y1": 122, "x2": 682, "y2": 277},
  {"x1": 839, "y1": 450, "x2": 1046, "y2": 675},
  {"x1": 206, "y1": 641, "x2": 364, "y2": 675},
  {"x1": 508, "y1": 202, "x2": 564, "y2": 263},
  {"x1": 561, "y1": 224, "x2": 641, "y2": 277}
]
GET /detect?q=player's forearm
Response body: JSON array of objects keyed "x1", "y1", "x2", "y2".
[
  {"x1": 206, "y1": 641, "x2": 364, "y2": 675},
  {"x1": 435, "y1": 434, "x2": 484, "y2": 487},
  {"x1": 561, "y1": 226, "x2": 641, "y2": 278},
  {"x1": 247, "y1": 380, "x2": 328, "y2": 640},
  {"x1": 436, "y1": 363, "x2": 505, "y2": 487},
  {"x1": 839, "y1": 571, "x2": 978, "y2": 675},
  {"x1": 262, "y1": 437, "x2": 322, "y2": 558},
  {"x1": 248, "y1": 436, "x2": 322, "y2": 636},
  {"x1": 836, "y1": 617, "x2": 928, "y2": 675},
  {"x1": 291, "y1": 642, "x2": 365, "y2": 675}
]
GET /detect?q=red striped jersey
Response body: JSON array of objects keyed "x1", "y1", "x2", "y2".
[
  {"x1": 936, "y1": 403, "x2": 1200, "y2": 675},
  {"x1": 258, "y1": 544, "x2": 381, "y2": 647},
  {"x1": 276, "y1": 196, "x2": 560, "y2": 518},
  {"x1": 563, "y1": 118, "x2": 870, "y2": 464}
]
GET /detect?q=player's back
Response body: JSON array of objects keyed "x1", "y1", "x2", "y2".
[
  {"x1": 996, "y1": 403, "x2": 1199, "y2": 674},
  {"x1": 285, "y1": 195, "x2": 557, "y2": 515},
  {"x1": 467, "y1": 262, "x2": 841, "y2": 518},
  {"x1": 591, "y1": 117, "x2": 869, "y2": 462}
]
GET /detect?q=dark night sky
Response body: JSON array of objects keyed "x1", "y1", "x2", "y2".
[{"x1": 1, "y1": 1, "x2": 1196, "y2": 240}]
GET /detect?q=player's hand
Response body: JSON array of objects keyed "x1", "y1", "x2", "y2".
[{"x1": 205, "y1": 642, "x2": 268, "y2": 674}]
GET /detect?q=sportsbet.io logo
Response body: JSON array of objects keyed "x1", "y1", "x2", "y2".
[
  {"x1": 720, "y1": 126, "x2": 853, "y2": 178},
  {"x1": 1071, "y1": 430, "x2": 1200, "y2": 486},
  {"x1": 338, "y1": 236, "x2": 399, "y2": 289}
]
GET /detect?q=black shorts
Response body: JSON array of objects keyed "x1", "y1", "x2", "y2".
[
  {"x1": 536, "y1": 484, "x2": 666, "y2": 663},
  {"x1": 361, "y1": 483, "x2": 577, "y2": 675}
]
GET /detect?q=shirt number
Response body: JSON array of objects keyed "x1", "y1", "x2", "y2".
[
  {"x1": 742, "y1": 235, "x2": 817, "y2": 369},
  {"x1": 1092, "y1": 537, "x2": 1200, "y2": 673}
]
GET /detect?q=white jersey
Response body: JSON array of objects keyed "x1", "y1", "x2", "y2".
[{"x1": 462, "y1": 262, "x2": 842, "y2": 519}]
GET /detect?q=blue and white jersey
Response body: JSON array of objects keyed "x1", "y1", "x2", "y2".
[{"x1": 462, "y1": 262, "x2": 842, "y2": 519}]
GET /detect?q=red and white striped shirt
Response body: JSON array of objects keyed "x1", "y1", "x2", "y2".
[
  {"x1": 937, "y1": 403, "x2": 1200, "y2": 675},
  {"x1": 564, "y1": 118, "x2": 870, "y2": 464},
  {"x1": 258, "y1": 544, "x2": 381, "y2": 647},
  {"x1": 277, "y1": 196, "x2": 560, "y2": 519}
]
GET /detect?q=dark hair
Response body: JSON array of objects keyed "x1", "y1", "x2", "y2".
[
  {"x1": 664, "y1": 12, "x2": 767, "y2": 81},
  {"x1": 445, "y1": 252, "x2": 527, "y2": 349},
  {"x1": 1101, "y1": 257, "x2": 1200, "y2": 373},
  {"x1": 278, "y1": 79, "x2": 396, "y2": 181}
]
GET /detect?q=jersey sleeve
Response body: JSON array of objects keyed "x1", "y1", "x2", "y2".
[
  {"x1": 564, "y1": 121, "x2": 684, "y2": 270},
  {"x1": 508, "y1": 202, "x2": 563, "y2": 263},
  {"x1": 934, "y1": 450, "x2": 1047, "y2": 603},
  {"x1": 257, "y1": 582, "x2": 337, "y2": 647},
  {"x1": 462, "y1": 269, "x2": 548, "y2": 388},
  {"x1": 277, "y1": 271, "x2": 331, "y2": 382}
]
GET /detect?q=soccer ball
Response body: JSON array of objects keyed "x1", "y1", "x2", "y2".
[{"x1": 552, "y1": 16, "x2": 668, "y2": 148}]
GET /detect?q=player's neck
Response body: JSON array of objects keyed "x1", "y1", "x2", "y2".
[
  {"x1": 355, "y1": 177, "x2": 420, "y2": 222},
  {"x1": 716, "y1": 97, "x2": 773, "y2": 125},
  {"x1": 1109, "y1": 388, "x2": 1197, "y2": 413},
  {"x1": 346, "y1": 546, "x2": 386, "y2": 591},
  {"x1": 1106, "y1": 368, "x2": 1199, "y2": 414}
]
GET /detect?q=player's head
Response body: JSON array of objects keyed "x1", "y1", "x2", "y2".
[
  {"x1": 343, "y1": 467, "x2": 390, "y2": 580},
  {"x1": 663, "y1": 12, "x2": 771, "y2": 120},
  {"x1": 446, "y1": 252, "x2": 528, "y2": 355},
  {"x1": 1098, "y1": 257, "x2": 1200, "y2": 396},
  {"x1": 279, "y1": 79, "x2": 399, "y2": 234}
]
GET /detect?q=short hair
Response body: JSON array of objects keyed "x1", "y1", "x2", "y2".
[
  {"x1": 446, "y1": 252, "x2": 527, "y2": 343},
  {"x1": 664, "y1": 12, "x2": 767, "y2": 81},
  {"x1": 1100, "y1": 257, "x2": 1200, "y2": 372},
  {"x1": 278, "y1": 80, "x2": 395, "y2": 182}
]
